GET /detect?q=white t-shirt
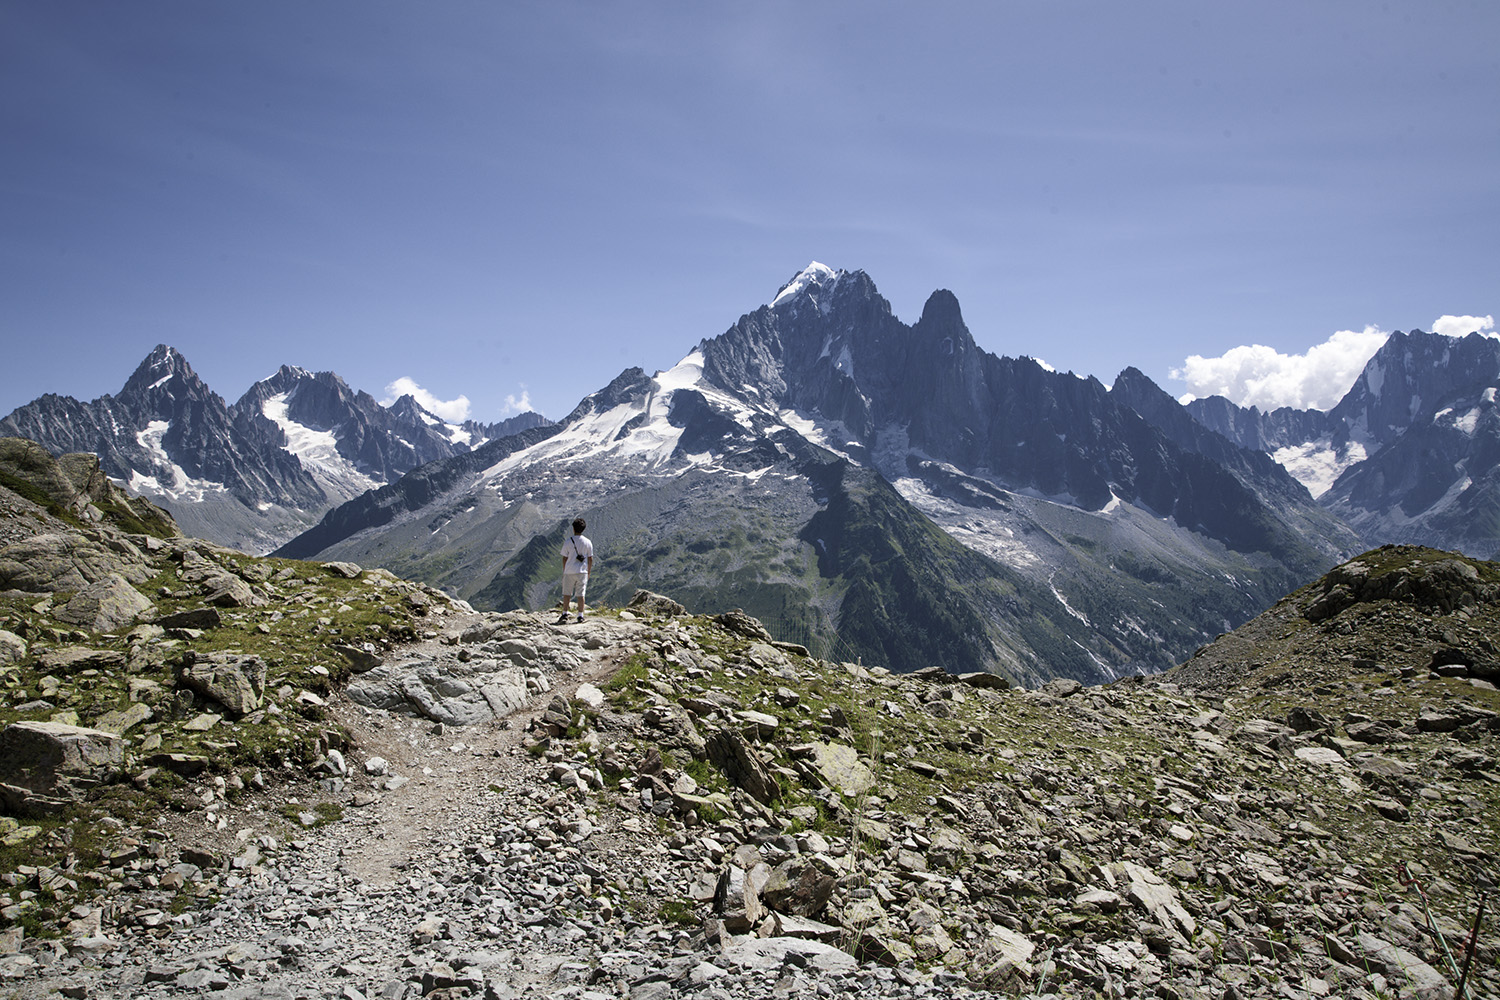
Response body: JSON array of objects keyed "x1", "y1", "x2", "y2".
[{"x1": 563, "y1": 534, "x2": 593, "y2": 575}]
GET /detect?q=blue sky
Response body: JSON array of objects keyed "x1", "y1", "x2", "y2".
[{"x1": 3, "y1": 1, "x2": 1496, "y2": 424}]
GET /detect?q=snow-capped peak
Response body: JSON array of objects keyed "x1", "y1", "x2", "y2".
[
  {"x1": 259, "y1": 365, "x2": 312, "y2": 384},
  {"x1": 772, "y1": 262, "x2": 841, "y2": 308}
]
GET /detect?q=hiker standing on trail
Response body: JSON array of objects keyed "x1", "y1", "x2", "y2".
[{"x1": 557, "y1": 518, "x2": 593, "y2": 623}]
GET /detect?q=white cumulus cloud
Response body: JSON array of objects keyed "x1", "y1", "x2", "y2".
[
  {"x1": 381, "y1": 377, "x2": 471, "y2": 423},
  {"x1": 1432, "y1": 314, "x2": 1496, "y2": 338},
  {"x1": 1170, "y1": 326, "x2": 1389, "y2": 412},
  {"x1": 501, "y1": 390, "x2": 535, "y2": 415}
]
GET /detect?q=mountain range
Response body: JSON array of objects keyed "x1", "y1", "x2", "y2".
[
  {"x1": 5, "y1": 263, "x2": 1495, "y2": 681},
  {"x1": 0, "y1": 346, "x2": 548, "y2": 553},
  {"x1": 1185, "y1": 328, "x2": 1500, "y2": 558}
]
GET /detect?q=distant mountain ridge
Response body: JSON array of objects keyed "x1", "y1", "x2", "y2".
[
  {"x1": 0, "y1": 345, "x2": 550, "y2": 553},
  {"x1": 12, "y1": 265, "x2": 1495, "y2": 680},
  {"x1": 1181, "y1": 329, "x2": 1500, "y2": 558},
  {"x1": 274, "y1": 264, "x2": 1361, "y2": 683}
]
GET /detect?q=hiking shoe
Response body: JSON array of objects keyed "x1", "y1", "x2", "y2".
[
  {"x1": 555, "y1": 613, "x2": 569, "y2": 625},
  {"x1": 576, "y1": 614, "x2": 584, "y2": 623}
]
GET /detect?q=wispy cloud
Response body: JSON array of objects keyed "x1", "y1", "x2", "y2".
[
  {"x1": 381, "y1": 377, "x2": 471, "y2": 423},
  {"x1": 1432, "y1": 314, "x2": 1495, "y2": 338},
  {"x1": 1171, "y1": 327, "x2": 1389, "y2": 412},
  {"x1": 501, "y1": 389, "x2": 535, "y2": 415}
]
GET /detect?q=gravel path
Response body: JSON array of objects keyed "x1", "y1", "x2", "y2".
[{"x1": 7, "y1": 614, "x2": 971, "y2": 1000}]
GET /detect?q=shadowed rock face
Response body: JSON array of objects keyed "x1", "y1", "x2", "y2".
[{"x1": 0, "y1": 721, "x2": 123, "y2": 797}]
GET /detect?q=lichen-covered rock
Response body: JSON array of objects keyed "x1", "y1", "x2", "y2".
[
  {"x1": 0, "y1": 629, "x2": 25, "y2": 666},
  {"x1": 179, "y1": 653, "x2": 268, "y2": 716},
  {"x1": 54, "y1": 572, "x2": 154, "y2": 632},
  {"x1": 789, "y1": 741, "x2": 875, "y2": 796},
  {"x1": 199, "y1": 570, "x2": 259, "y2": 608},
  {"x1": 0, "y1": 721, "x2": 123, "y2": 795},
  {"x1": 0, "y1": 532, "x2": 152, "y2": 592}
]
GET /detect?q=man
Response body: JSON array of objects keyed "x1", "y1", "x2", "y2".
[{"x1": 557, "y1": 517, "x2": 594, "y2": 624}]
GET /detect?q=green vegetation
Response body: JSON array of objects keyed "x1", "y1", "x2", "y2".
[{"x1": 0, "y1": 544, "x2": 456, "y2": 928}]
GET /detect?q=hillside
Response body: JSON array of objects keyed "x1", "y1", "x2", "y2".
[{"x1": 0, "y1": 439, "x2": 1495, "y2": 998}]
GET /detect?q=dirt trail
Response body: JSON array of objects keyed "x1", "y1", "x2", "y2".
[{"x1": 322, "y1": 613, "x2": 629, "y2": 886}]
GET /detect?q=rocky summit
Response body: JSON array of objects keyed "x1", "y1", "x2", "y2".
[{"x1": 0, "y1": 445, "x2": 1497, "y2": 1000}]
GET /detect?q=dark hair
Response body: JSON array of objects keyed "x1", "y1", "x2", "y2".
[{"x1": 572, "y1": 518, "x2": 586, "y2": 534}]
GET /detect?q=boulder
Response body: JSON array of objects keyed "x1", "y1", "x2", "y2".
[
  {"x1": 760, "y1": 857, "x2": 835, "y2": 917},
  {"x1": 1101, "y1": 861, "x2": 1196, "y2": 941},
  {"x1": 35, "y1": 647, "x2": 127, "y2": 674},
  {"x1": 334, "y1": 643, "x2": 383, "y2": 673},
  {"x1": 627, "y1": 590, "x2": 687, "y2": 617},
  {"x1": 323, "y1": 561, "x2": 364, "y2": 579},
  {"x1": 94, "y1": 702, "x2": 154, "y2": 735},
  {"x1": 641, "y1": 701, "x2": 706, "y2": 758},
  {"x1": 155, "y1": 608, "x2": 222, "y2": 630},
  {"x1": 199, "y1": 571, "x2": 258, "y2": 608},
  {"x1": 721, "y1": 937, "x2": 857, "y2": 975},
  {"x1": 705, "y1": 728, "x2": 780, "y2": 804},
  {"x1": 0, "y1": 721, "x2": 123, "y2": 795},
  {"x1": 179, "y1": 653, "x2": 268, "y2": 716},
  {"x1": 714, "y1": 864, "x2": 766, "y2": 933},
  {"x1": 713, "y1": 609, "x2": 774, "y2": 642},
  {"x1": 1041, "y1": 678, "x2": 1083, "y2": 698},
  {"x1": 0, "y1": 532, "x2": 151, "y2": 592},
  {"x1": 790, "y1": 741, "x2": 875, "y2": 797},
  {"x1": 573, "y1": 682, "x2": 605, "y2": 711},
  {"x1": 54, "y1": 573, "x2": 153, "y2": 632},
  {"x1": 0, "y1": 630, "x2": 26, "y2": 666},
  {"x1": 956, "y1": 671, "x2": 1011, "y2": 690},
  {"x1": 347, "y1": 654, "x2": 539, "y2": 726}
]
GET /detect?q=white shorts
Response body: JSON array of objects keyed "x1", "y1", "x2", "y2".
[{"x1": 562, "y1": 573, "x2": 588, "y2": 599}]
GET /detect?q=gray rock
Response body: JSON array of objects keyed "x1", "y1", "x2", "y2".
[
  {"x1": 0, "y1": 532, "x2": 151, "y2": 592},
  {"x1": 1041, "y1": 677, "x2": 1082, "y2": 698},
  {"x1": 0, "y1": 721, "x2": 123, "y2": 795},
  {"x1": 628, "y1": 590, "x2": 687, "y2": 617},
  {"x1": 333, "y1": 642, "x2": 383, "y2": 673},
  {"x1": 93, "y1": 702, "x2": 153, "y2": 735},
  {"x1": 760, "y1": 857, "x2": 835, "y2": 918},
  {"x1": 573, "y1": 682, "x2": 605, "y2": 711},
  {"x1": 705, "y1": 728, "x2": 780, "y2": 805},
  {"x1": 789, "y1": 741, "x2": 875, "y2": 796},
  {"x1": 956, "y1": 671, "x2": 1011, "y2": 689},
  {"x1": 0, "y1": 629, "x2": 27, "y2": 665},
  {"x1": 714, "y1": 864, "x2": 765, "y2": 933},
  {"x1": 721, "y1": 936, "x2": 858, "y2": 975},
  {"x1": 155, "y1": 606, "x2": 223, "y2": 630},
  {"x1": 180, "y1": 653, "x2": 268, "y2": 716},
  {"x1": 54, "y1": 572, "x2": 154, "y2": 632},
  {"x1": 35, "y1": 646, "x2": 127, "y2": 674},
  {"x1": 200, "y1": 570, "x2": 258, "y2": 608}
]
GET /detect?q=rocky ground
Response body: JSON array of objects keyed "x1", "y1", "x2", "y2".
[{"x1": 0, "y1": 441, "x2": 1498, "y2": 998}]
